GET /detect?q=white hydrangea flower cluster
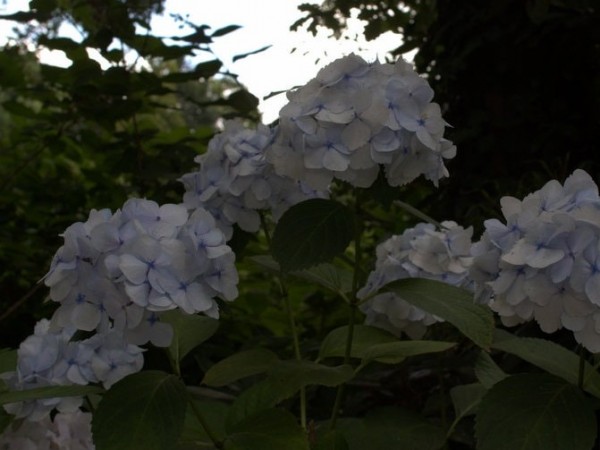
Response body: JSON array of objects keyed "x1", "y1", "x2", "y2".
[
  {"x1": 0, "y1": 410, "x2": 94, "y2": 450},
  {"x1": 470, "y1": 169, "x2": 600, "y2": 351},
  {"x1": 267, "y1": 53, "x2": 456, "y2": 190},
  {"x1": 358, "y1": 221, "x2": 474, "y2": 338},
  {"x1": 1, "y1": 319, "x2": 143, "y2": 421},
  {"x1": 180, "y1": 120, "x2": 327, "y2": 239},
  {"x1": 45, "y1": 198, "x2": 238, "y2": 345}
]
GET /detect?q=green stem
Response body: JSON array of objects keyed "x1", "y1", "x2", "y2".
[
  {"x1": 281, "y1": 285, "x2": 307, "y2": 428},
  {"x1": 330, "y1": 189, "x2": 363, "y2": 429},
  {"x1": 329, "y1": 302, "x2": 357, "y2": 429},
  {"x1": 188, "y1": 397, "x2": 223, "y2": 449},
  {"x1": 578, "y1": 345, "x2": 586, "y2": 390},
  {"x1": 262, "y1": 213, "x2": 307, "y2": 429},
  {"x1": 394, "y1": 200, "x2": 443, "y2": 229}
]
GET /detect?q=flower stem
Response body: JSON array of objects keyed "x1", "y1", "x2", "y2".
[
  {"x1": 578, "y1": 345, "x2": 586, "y2": 390},
  {"x1": 330, "y1": 189, "x2": 363, "y2": 429},
  {"x1": 281, "y1": 280, "x2": 307, "y2": 429},
  {"x1": 261, "y1": 213, "x2": 307, "y2": 429},
  {"x1": 329, "y1": 302, "x2": 357, "y2": 430},
  {"x1": 394, "y1": 200, "x2": 443, "y2": 229}
]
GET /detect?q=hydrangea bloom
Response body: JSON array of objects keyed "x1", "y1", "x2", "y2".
[
  {"x1": 180, "y1": 119, "x2": 327, "y2": 239},
  {"x1": 0, "y1": 410, "x2": 94, "y2": 449},
  {"x1": 44, "y1": 198, "x2": 238, "y2": 346},
  {"x1": 267, "y1": 54, "x2": 456, "y2": 190},
  {"x1": 1, "y1": 319, "x2": 143, "y2": 421},
  {"x1": 470, "y1": 169, "x2": 600, "y2": 351},
  {"x1": 358, "y1": 221, "x2": 473, "y2": 338}
]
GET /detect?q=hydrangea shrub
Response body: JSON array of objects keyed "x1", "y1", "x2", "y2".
[{"x1": 1, "y1": 54, "x2": 599, "y2": 450}]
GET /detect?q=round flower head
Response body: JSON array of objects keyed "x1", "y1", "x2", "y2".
[
  {"x1": 358, "y1": 221, "x2": 473, "y2": 338},
  {"x1": 44, "y1": 198, "x2": 238, "y2": 345},
  {"x1": 268, "y1": 54, "x2": 455, "y2": 190},
  {"x1": 470, "y1": 169, "x2": 600, "y2": 352},
  {"x1": 180, "y1": 119, "x2": 328, "y2": 239}
]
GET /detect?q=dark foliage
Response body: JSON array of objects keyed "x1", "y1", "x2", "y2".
[{"x1": 296, "y1": 0, "x2": 600, "y2": 230}]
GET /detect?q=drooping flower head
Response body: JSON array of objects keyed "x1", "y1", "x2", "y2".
[
  {"x1": 358, "y1": 221, "x2": 473, "y2": 338},
  {"x1": 470, "y1": 169, "x2": 600, "y2": 352},
  {"x1": 267, "y1": 54, "x2": 456, "y2": 190}
]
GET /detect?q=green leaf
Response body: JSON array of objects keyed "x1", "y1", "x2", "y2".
[
  {"x1": 491, "y1": 329, "x2": 600, "y2": 399},
  {"x1": 203, "y1": 349, "x2": 279, "y2": 387},
  {"x1": 0, "y1": 349, "x2": 16, "y2": 374},
  {"x1": 450, "y1": 383, "x2": 487, "y2": 420},
  {"x1": 314, "y1": 430, "x2": 349, "y2": 450},
  {"x1": 0, "y1": 385, "x2": 104, "y2": 405},
  {"x1": 193, "y1": 60, "x2": 223, "y2": 79},
  {"x1": 226, "y1": 361, "x2": 354, "y2": 430},
  {"x1": 233, "y1": 45, "x2": 272, "y2": 62},
  {"x1": 225, "y1": 380, "x2": 283, "y2": 431},
  {"x1": 361, "y1": 340, "x2": 456, "y2": 364},
  {"x1": 211, "y1": 25, "x2": 242, "y2": 38},
  {"x1": 224, "y1": 408, "x2": 309, "y2": 450},
  {"x1": 162, "y1": 310, "x2": 219, "y2": 363},
  {"x1": 475, "y1": 374, "x2": 597, "y2": 450},
  {"x1": 226, "y1": 89, "x2": 259, "y2": 112},
  {"x1": 267, "y1": 360, "x2": 354, "y2": 391},
  {"x1": 124, "y1": 35, "x2": 193, "y2": 59},
  {"x1": 474, "y1": 351, "x2": 507, "y2": 389},
  {"x1": 271, "y1": 199, "x2": 355, "y2": 272},
  {"x1": 179, "y1": 399, "x2": 228, "y2": 448},
  {"x1": 250, "y1": 255, "x2": 352, "y2": 295},
  {"x1": 381, "y1": 278, "x2": 494, "y2": 349},
  {"x1": 92, "y1": 371, "x2": 188, "y2": 450},
  {"x1": 337, "y1": 407, "x2": 446, "y2": 450},
  {"x1": 295, "y1": 262, "x2": 353, "y2": 295},
  {"x1": 0, "y1": 407, "x2": 13, "y2": 434},
  {"x1": 318, "y1": 325, "x2": 398, "y2": 361}
]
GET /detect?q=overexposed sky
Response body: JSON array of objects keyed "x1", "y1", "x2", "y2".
[{"x1": 0, "y1": 0, "x2": 406, "y2": 121}]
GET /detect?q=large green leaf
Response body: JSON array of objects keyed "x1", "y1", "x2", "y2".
[
  {"x1": 226, "y1": 361, "x2": 354, "y2": 430},
  {"x1": 381, "y1": 278, "x2": 494, "y2": 349},
  {"x1": 224, "y1": 408, "x2": 309, "y2": 450},
  {"x1": 0, "y1": 385, "x2": 103, "y2": 405},
  {"x1": 475, "y1": 374, "x2": 597, "y2": 450},
  {"x1": 203, "y1": 348, "x2": 279, "y2": 387},
  {"x1": 250, "y1": 255, "x2": 353, "y2": 296},
  {"x1": 92, "y1": 371, "x2": 188, "y2": 450},
  {"x1": 491, "y1": 329, "x2": 600, "y2": 399},
  {"x1": 337, "y1": 407, "x2": 446, "y2": 450},
  {"x1": 361, "y1": 340, "x2": 456, "y2": 364},
  {"x1": 318, "y1": 325, "x2": 399, "y2": 361},
  {"x1": 267, "y1": 360, "x2": 354, "y2": 391},
  {"x1": 271, "y1": 199, "x2": 355, "y2": 272},
  {"x1": 162, "y1": 310, "x2": 219, "y2": 364}
]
